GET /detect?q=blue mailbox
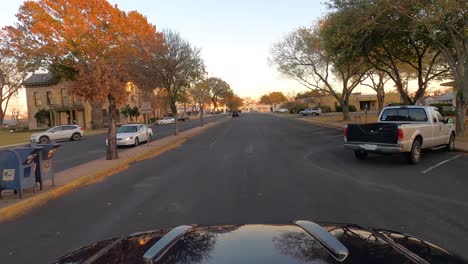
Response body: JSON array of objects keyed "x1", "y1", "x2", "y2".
[
  {"x1": 0, "y1": 147, "x2": 42, "y2": 198},
  {"x1": 34, "y1": 143, "x2": 61, "y2": 190}
]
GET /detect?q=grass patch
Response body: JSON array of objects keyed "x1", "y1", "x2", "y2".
[
  {"x1": 0, "y1": 128, "x2": 108, "y2": 146},
  {"x1": 0, "y1": 130, "x2": 42, "y2": 146}
]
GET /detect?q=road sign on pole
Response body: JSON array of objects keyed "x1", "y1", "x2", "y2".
[
  {"x1": 141, "y1": 102, "x2": 152, "y2": 147},
  {"x1": 142, "y1": 102, "x2": 152, "y2": 112}
]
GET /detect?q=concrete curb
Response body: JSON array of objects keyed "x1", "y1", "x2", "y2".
[
  {"x1": 0, "y1": 119, "x2": 228, "y2": 223},
  {"x1": 0, "y1": 142, "x2": 28, "y2": 150}
]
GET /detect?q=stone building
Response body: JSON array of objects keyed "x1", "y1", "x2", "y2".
[
  {"x1": 297, "y1": 92, "x2": 403, "y2": 111},
  {"x1": 24, "y1": 73, "x2": 149, "y2": 129}
]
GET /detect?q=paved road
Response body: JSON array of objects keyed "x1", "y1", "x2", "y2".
[
  {"x1": 0, "y1": 113, "x2": 467, "y2": 263},
  {"x1": 51, "y1": 115, "x2": 220, "y2": 172}
]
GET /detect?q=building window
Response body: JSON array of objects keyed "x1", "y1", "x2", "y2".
[
  {"x1": 73, "y1": 93, "x2": 82, "y2": 104},
  {"x1": 61, "y1": 89, "x2": 69, "y2": 106},
  {"x1": 34, "y1": 92, "x2": 42, "y2": 106},
  {"x1": 46, "y1": 91, "x2": 53, "y2": 105}
]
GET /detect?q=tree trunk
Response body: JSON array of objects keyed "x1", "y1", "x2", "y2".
[
  {"x1": 0, "y1": 108, "x2": 4, "y2": 128},
  {"x1": 199, "y1": 103, "x2": 204, "y2": 126},
  {"x1": 377, "y1": 92, "x2": 385, "y2": 114},
  {"x1": 454, "y1": 77, "x2": 466, "y2": 136},
  {"x1": 342, "y1": 101, "x2": 351, "y2": 121},
  {"x1": 91, "y1": 101, "x2": 103, "y2": 129},
  {"x1": 106, "y1": 94, "x2": 118, "y2": 160},
  {"x1": 170, "y1": 101, "x2": 179, "y2": 135}
]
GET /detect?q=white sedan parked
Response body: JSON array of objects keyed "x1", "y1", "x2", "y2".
[
  {"x1": 30, "y1": 125, "x2": 84, "y2": 143},
  {"x1": 106, "y1": 124, "x2": 153, "y2": 147},
  {"x1": 156, "y1": 117, "x2": 175, "y2": 125}
]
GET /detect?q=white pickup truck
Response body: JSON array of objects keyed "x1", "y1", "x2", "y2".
[{"x1": 344, "y1": 106, "x2": 456, "y2": 164}]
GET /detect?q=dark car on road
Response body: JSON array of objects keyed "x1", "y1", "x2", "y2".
[
  {"x1": 232, "y1": 111, "x2": 240, "y2": 117},
  {"x1": 55, "y1": 221, "x2": 467, "y2": 264}
]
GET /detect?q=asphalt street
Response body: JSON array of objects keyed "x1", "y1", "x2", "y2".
[
  {"x1": 0, "y1": 113, "x2": 467, "y2": 263},
  {"x1": 51, "y1": 115, "x2": 219, "y2": 172}
]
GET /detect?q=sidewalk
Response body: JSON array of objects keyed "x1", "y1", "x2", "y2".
[{"x1": 0, "y1": 119, "x2": 226, "y2": 222}]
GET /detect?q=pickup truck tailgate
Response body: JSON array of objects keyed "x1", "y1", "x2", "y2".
[{"x1": 347, "y1": 123, "x2": 399, "y2": 144}]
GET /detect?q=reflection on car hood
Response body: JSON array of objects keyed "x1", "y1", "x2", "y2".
[{"x1": 55, "y1": 223, "x2": 467, "y2": 264}]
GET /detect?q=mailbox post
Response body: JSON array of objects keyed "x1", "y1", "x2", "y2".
[
  {"x1": 0, "y1": 147, "x2": 42, "y2": 198},
  {"x1": 34, "y1": 143, "x2": 61, "y2": 190}
]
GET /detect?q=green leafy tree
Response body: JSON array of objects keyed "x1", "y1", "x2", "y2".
[
  {"x1": 393, "y1": 0, "x2": 467, "y2": 135},
  {"x1": 34, "y1": 109, "x2": 50, "y2": 126},
  {"x1": 327, "y1": 0, "x2": 450, "y2": 104},
  {"x1": 129, "y1": 106, "x2": 140, "y2": 121},
  {"x1": 270, "y1": 23, "x2": 367, "y2": 120},
  {"x1": 190, "y1": 81, "x2": 211, "y2": 126},
  {"x1": 361, "y1": 70, "x2": 392, "y2": 113},
  {"x1": 120, "y1": 105, "x2": 131, "y2": 123},
  {"x1": 295, "y1": 90, "x2": 326, "y2": 100},
  {"x1": 206, "y1": 77, "x2": 232, "y2": 114}
]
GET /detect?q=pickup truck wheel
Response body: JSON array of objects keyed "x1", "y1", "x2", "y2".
[
  {"x1": 407, "y1": 140, "x2": 422, "y2": 164},
  {"x1": 354, "y1": 150, "x2": 368, "y2": 160},
  {"x1": 134, "y1": 137, "x2": 139, "y2": 147},
  {"x1": 446, "y1": 133, "x2": 455, "y2": 152}
]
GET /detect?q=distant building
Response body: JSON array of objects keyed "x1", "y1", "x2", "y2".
[
  {"x1": 295, "y1": 93, "x2": 402, "y2": 111},
  {"x1": 24, "y1": 73, "x2": 150, "y2": 129},
  {"x1": 424, "y1": 92, "x2": 455, "y2": 109},
  {"x1": 241, "y1": 104, "x2": 270, "y2": 112}
]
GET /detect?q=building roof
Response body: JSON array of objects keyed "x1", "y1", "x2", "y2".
[
  {"x1": 436, "y1": 92, "x2": 454, "y2": 101},
  {"x1": 23, "y1": 73, "x2": 57, "y2": 87},
  {"x1": 440, "y1": 81, "x2": 455, "y2": 87}
]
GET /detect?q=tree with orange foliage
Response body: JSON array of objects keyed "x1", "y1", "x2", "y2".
[
  {"x1": 223, "y1": 94, "x2": 243, "y2": 111},
  {"x1": 11, "y1": 0, "x2": 161, "y2": 160}
]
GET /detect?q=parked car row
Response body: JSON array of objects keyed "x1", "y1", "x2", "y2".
[{"x1": 275, "y1": 107, "x2": 324, "y2": 115}]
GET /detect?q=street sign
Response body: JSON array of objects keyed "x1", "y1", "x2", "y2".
[{"x1": 142, "y1": 102, "x2": 152, "y2": 112}]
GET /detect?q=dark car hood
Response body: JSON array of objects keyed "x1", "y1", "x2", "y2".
[{"x1": 55, "y1": 223, "x2": 467, "y2": 264}]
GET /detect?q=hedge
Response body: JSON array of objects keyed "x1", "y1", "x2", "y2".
[
  {"x1": 319, "y1": 105, "x2": 332, "y2": 113},
  {"x1": 336, "y1": 105, "x2": 357, "y2": 112}
]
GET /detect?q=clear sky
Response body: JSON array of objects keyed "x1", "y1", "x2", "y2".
[{"x1": 1, "y1": 0, "x2": 328, "y2": 105}]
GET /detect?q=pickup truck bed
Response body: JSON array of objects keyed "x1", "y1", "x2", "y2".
[{"x1": 347, "y1": 123, "x2": 399, "y2": 145}]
